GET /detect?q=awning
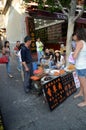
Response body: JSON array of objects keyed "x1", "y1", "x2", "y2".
[
  {"x1": 76, "y1": 18, "x2": 86, "y2": 24},
  {"x1": 27, "y1": 9, "x2": 86, "y2": 24},
  {"x1": 27, "y1": 9, "x2": 67, "y2": 20}
]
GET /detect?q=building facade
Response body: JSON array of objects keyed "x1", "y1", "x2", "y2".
[{"x1": 0, "y1": 0, "x2": 30, "y2": 50}]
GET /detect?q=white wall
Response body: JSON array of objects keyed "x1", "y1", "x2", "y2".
[{"x1": 5, "y1": 0, "x2": 27, "y2": 50}]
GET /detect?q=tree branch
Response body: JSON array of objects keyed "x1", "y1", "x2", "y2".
[
  {"x1": 73, "y1": 5, "x2": 84, "y2": 22},
  {"x1": 55, "y1": 0, "x2": 68, "y2": 17}
]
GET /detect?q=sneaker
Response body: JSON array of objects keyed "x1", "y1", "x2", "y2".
[{"x1": 8, "y1": 74, "x2": 13, "y2": 78}]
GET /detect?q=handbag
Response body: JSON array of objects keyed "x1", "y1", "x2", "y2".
[{"x1": 0, "y1": 56, "x2": 8, "y2": 64}]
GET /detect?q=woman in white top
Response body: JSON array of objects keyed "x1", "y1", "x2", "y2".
[
  {"x1": 54, "y1": 50, "x2": 65, "y2": 69},
  {"x1": 73, "y1": 28, "x2": 86, "y2": 107}
]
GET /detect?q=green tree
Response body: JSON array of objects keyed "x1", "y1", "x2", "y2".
[{"x1": 24, "y1": 0, "x2": 85, "y2": 65}]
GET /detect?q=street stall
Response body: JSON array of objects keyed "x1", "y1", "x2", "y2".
[
  {"x1": 42, "y1": 72, "x2": 77, "y2": 110},
  {"x1": 31, "y1": 66, "x2": 77, "y2": 111}
]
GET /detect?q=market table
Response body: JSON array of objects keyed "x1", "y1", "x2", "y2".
[
  {"x1": 31, "y1": 69, "x2": 77, "y2": 111},
  {"x1": 42, "y1": 72, "x2": 77, "y2": 111}
]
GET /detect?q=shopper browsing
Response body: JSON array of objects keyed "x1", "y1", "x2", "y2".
[
  {"x1": 73, "y1": 28, "x2": 86, "y2": 107},
  {"x1": 21, "y1": 36, "x2": 33, "y2": 93}
]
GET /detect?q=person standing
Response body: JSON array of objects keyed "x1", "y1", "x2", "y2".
[
  {"x1": 14, "y1": 41, "x2": 21, "y2": 71},
  {"x1": 36, "y1": 38, "x2": 44, "y2": 65},
  {"x1": 2, "y1": 41, "x2": 13, "y2": 78},
  {"x1": 21, "y1": 36, "x2": 33, "y2": 93},
  {"x1": 71, "y1": 33, "x2": 76, "y2": 50},
  {"x1": 73, "y1": 28, "x2": 86, "y2": 107},
  {"x1": 60, "y1": 43, "x2": 66, "y2": 55},
  {"x1": 17, "y1": 43, "x2": 24, "y2": 81}
]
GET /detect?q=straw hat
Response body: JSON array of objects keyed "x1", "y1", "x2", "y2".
[{"x1": 55, "y1": 50, "x2": 61, "y2": 53}]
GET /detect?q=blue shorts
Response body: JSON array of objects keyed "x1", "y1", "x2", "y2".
[{"x1": 76, "y1": 69, "x2": 86, "y2": 77}]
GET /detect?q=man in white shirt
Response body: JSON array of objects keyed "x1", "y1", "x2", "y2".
[{"x1": 36, "y1": 38, "x2": 44, "y2": 65}]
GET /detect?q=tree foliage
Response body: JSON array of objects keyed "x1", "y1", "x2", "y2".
[{"x1": 23, "y1": 0, "x2": 71, "y2": 11}]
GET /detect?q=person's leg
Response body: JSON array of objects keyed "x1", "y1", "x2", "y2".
[
  {"x1": 37, "y1": 51, "x2": 41, "y2": 64},
  {"x1": 6, "y1": 60, "x2": 13, "y2": 78},
  {"x1": 17, "y1": 57, "x2": 21, "y2": 71},
  {"x1": 29, "y1": 63, "x2": 33, "y2": 89},
  {"x1": 6, "y1": 58, "x2": 11, "y2": 74},
  {"x1": 74, "y1": 76, "x2": 84, "y2": 98},
  {"x1": 6, "y1": 62, "x2": 10, "y2": 74},
  {"x1": 41, "y1": 51, "x2": 44, "y2": 56},
  {"x1": 49, "y1": 60, "x2": 54, "y2": 69},
  {"x1": 21, "y1": 70, "x2": 24, "y2": 81},
  {"x1": 23, "y1": 70, "x2": 30, "y2": 93},
  {"x1": 21, "y1": 65, "x2": 24, "y2": 82},
  {"x1": 77, "y1": 77, "x2": 86, "y2": 107},
  {"x1": 74, "y1": 69, "x2": 84, "y2": 98},
  {"x1": 23, "y1": 63, "x2": 33, "y2": 93}
]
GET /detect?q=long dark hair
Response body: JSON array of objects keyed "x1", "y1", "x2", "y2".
[
  {"x1": 18, "y1": 43, "x2": 24, "y2": 50},
  {"x1": 75, "y1": 28, "x2": 86, "y2": 42},
  {"x1": 4, "y1": 41, "x2": 10, "y2": 48},
  {"x1": 54, "y1": 52, "x2": 61, "y2": 63}
]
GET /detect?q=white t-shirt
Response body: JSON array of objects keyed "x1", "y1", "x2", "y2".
[
  {"x1": 57, "y1": 55, "x2": 65, "y2": 68},
  {"x1": 36, "y1": 41, "x2": 43, "y2": 52},
  {"x1": 17, "y1": 50, "x2": 22, "y2": 62},
  {"x1": 75, "y1": 40, "x2": 86, "y2": 69}
]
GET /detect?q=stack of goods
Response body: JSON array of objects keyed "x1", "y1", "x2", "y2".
[
  {"x1": 65, "y1": 64, "x2": 75, "y2": 72},
  {"x1": 67, "y1": 64, "x2": 75, "y2": 71},
  {"x1": 33, "y1": 67, "x2": 45, "y2": 78},
  {"x1": 31, "y1": 67, "x2": 45, "y2": 94},
  {"x1": 54, "y1": 71, "x2": 65, "y2": 76},
  {"x1": 61, "y1": 72, "x2": 77, "y2": 97},
  {"x1": 50, "y1": 69, "x2": 65, "y2": 76}
]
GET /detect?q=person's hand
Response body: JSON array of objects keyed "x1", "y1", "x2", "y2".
[
  {"x1": 56, "y1": 63, "x2": 61, "y2": 69},
  {"x1": 25, "y1": 67, "x2": 29, "y2": 72}
]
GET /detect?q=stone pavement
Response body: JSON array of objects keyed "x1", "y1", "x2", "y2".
[{"x1": 0, "y1": 55, "x2": 86, "y2": 130}]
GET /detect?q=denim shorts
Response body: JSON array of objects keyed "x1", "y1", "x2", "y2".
[{"x1": 76, "y1": 69, "x2": 86, "y2": 77}]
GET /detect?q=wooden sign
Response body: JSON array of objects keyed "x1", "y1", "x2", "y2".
[
  {"x1": 43, "y1": 77, "x2": 66, "y2": 110},
  {"x1": 60, "y1": 73, "x2": 77, "y2": 97},
  {"x1": 43, "y1": 72, "x2": 77, "y2": 111},
  {"x1": 25, "y1": 17, "x2": 36, "y2": 52}
]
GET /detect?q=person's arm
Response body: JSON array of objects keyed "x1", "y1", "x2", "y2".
[
  {"x1": 21, "y1": 48, "x2": 29, "y2": 71},
  {"x1": 14, "y1": 47, "x2": 18, "y2": 56},
  {"x1": 2, "y1": 47, "x2": 6, "y2": 55},
  {"x1": 14, "y1": 51, "x2": 18, "y2": 56},
  {"x1": 61, "y1": 56, "x2": 65, "y2": 65},
  {"x1": 36, "y1": 42, "x2": 40, "y2": 48},
  {"x1": 22, "y1": 62, "x2": 29, "y2": 71},
  {"x1": 73, "y1": 41, "x2": 83, "y2": 60}
]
